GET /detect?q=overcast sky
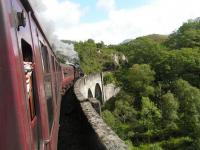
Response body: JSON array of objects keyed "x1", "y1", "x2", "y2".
[{"x1": 36, "y1": 0, "x2": 200, "y2": 44}]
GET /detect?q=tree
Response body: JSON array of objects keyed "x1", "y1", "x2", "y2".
[
  {"x1": 140, "y1": 97, "x2": 161, "y2": 131},
  {"x1": 87, "y1": 38, "x2": 95, "y2": 44},
  {"x1": 126, "y1": 64, "x2": 155, "y2": 109},
  {"x1": 161, "y1": 92, "x2": 179, "y2": 128},
  {"x1": 102, "y1": 110, "x2": 119, "y2": 130},
  {"x1": 127, "y1": 64, "x2": 155, "y2": 91},
  {"x1": 175, "y1": 79, "x2": 200, "y2": 148},
  {"x1": 103, "y1": 72, "x2": 117, "y2": 85},
  {"x1": 96, "y1": 41, "x2": 105, "y2": 49},
  {"x1": 114, "y1": 100, "x2": 137, "y2": 123},
  {"x1": 74, "y1": 40, "x2": 116, "y2": 74},
  {"x1": 155, "y1": 48, "x2": 200, "y2": 87},
  {"x1": 166, "y1": 18, "x2": 200, "y2": 49},
  {"x1": 74, "y1": 18, "x2": 200, "y2": 149}
]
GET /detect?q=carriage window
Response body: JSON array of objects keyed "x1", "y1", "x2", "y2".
[
  {"x1": 40, "y1": 42, "x2": 54, "y2": 131},
  {"x1": 44, "y1": 76, "x2": 54, "y2": 130},
  {"x1": 40, "y1": 43, "x2": 50, "y2": 73},
  {"x1": 21, "y1": 39, "x2": 36, "y2": 120}
]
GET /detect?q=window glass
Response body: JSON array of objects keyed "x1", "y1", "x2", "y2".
[
  {"x1": 40, "y1": 42, "x2": 54, "y2": 131},
  {"x1": 40, "y1": 43, "x2": 50, "y2": 73},
  {"x1": 44, "y1": 75, "x2": 54, "y2": 130}
]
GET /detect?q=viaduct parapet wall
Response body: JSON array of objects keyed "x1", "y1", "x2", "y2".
[
  {"x1": 104, "y1": 83, "x2": 120, "y2": 102},
  {"x1": 78, "y1": 73, "x2": 103, "y2": 100},
  {"x1": 74, "y1": 73, "x2": 128, "y2": 150}
]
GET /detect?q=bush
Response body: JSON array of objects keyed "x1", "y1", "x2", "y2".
[
  {"x1": 103, "y1": 72, "x2": 117, "y2": 85},
  {"x1": 160, "y1": 137, "x2": 193, "y2": 150},
  {"x1": 139, "y1": 143, "x2": 163, "y2": 150}
]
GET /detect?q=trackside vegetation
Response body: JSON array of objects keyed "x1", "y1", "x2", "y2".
[{"x1": 74, "y1": 18, "x2": 200, "y2": 150}]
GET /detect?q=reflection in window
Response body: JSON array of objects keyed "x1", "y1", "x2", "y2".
[
  {"x1": 40, "y1": 42, "x2": 54, "y2": 131},
  {"x1": 40, "y1": 43, "x2": 50, "y2": 73}
]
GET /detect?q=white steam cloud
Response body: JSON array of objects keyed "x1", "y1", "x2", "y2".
[{"x1": 29, "y1": 0, "x2": 79, "y2": 64}]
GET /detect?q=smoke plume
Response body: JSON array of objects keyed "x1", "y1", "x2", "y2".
[{"x1": 29, "y1": 0, "x2": 79, "y2": 64}]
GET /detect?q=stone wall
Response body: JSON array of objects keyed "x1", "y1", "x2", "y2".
[
  {"x1": 74, "y1": 75, "x2": 128, "y2": 150},
  {"x1": 78, "y1": 73, "x2": 103, "y2": 100},
  {"x1": 103, "y1": 84, "x2": 120, "y2": 102}
]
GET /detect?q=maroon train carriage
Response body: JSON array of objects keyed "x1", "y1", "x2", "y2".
[
  {"x1": 61, "y1": 64, "x2": 74, "y2": 93},
  {"x1": 61, "y1": 63, "x2": 82, "y2": 94},
  {"x1": 0, "y1": 0, "x2": 75, "y2": 150}
]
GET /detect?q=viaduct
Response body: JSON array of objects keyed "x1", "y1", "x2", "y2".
[{"x1": 73, "y1": 73, "x2": 128, "y2": 150}]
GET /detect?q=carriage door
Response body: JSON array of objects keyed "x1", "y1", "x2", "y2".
[{"x1": 12, "y1": 1, "x2": 40, "y2": 149}]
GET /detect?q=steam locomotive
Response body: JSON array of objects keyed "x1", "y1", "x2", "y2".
[{"x1": 0, "y1": 0, "x2": 81, "y2": 149}]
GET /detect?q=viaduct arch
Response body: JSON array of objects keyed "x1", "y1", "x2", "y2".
[
  {"x1": 78, "y1": 73, "x2": 104, "y2": 104},
  {"x1": 95, "y1": 83, "x2": 103, "y2": 104},
  {"x1": 74, "y1": 72, "x2": 128, "y2": 150},
  {"x1": 88, "y1": 88, "x2": 93, "y2": 98}
]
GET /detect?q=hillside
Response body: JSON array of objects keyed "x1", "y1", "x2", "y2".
[
  {"x1": 74, "y1": 39, "x2": 127, "y2": 74},
  {"x1": 74, "y1": 18, "x2": 200, "y2": 150}
]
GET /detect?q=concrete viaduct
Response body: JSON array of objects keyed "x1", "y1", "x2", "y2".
[
  {"x1": 78, "y1": 73, "x2": 104, "y2": 104},
  {"x1": 74, "y1": 73, "x2": 127, "y2": 150},
  {"x1": 76, "y1": 72, "x2": 120, "y2": 105}
]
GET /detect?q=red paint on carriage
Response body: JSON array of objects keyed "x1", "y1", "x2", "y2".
[{"x1": 0, "y1": 0, "x2": 79, "y2": 149}]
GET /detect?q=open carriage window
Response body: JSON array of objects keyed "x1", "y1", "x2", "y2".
[{"x1": 21, "y1": 39, "x2": 36, "y2": 121}]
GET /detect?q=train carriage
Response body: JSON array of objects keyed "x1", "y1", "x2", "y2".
[{"x1": 0, "y1": 0, "x2": 76, "y2": 149}]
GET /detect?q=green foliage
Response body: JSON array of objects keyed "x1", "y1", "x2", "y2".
[
  {"x1": 114, "y1": 100, "x2": 137, "y2": 123},
  {"x1": 103, "y1": 29, "x2": 200, "y2": 148},
  {"x1": 140, "y1": 97, "x2": 161, "y2": 131},
  {"x1": 102, "y1": 18, "x2": 200, "y2": 149},
  {"x1": 174, "y1": 79, "x2": 200, "y2": 148},
  {"x1": 137, "y1": 143, "x2": 163, "y2": 150},
  {"x1": 75, "y1": 17, "x2": 200, "y2": 149},
  {"x1": 155, "y1": 48, "x2": 200, "y2": 87},
  {"x1": 116, "y1": 123, "x2": 134, "y2": 140},
  {"x1": 143, "y1": 34, "x2": 168, "y2": 44},
  {"x1": 160, "y1": 92, "x2": 179, "y2": 128},
  {"x1": 102, "y1": 110, "x2": 120, "y2": 131},
  {"x1": 96, "y1": 41, "x2": 105, "y2": 49},
  {"x1": 127, "y1": 64, "x2": 155, "y2": 90},
  {"x1": 166, "y1": 18, "x2": 200, "y2": 49},
  {"x1": 126, "y1": 64, "x2": 156, "y2": 109},
  {"x1": 103, "y1": 72, "x2": 117, "y2": 85},
  {"x1": 112, "y1": 36, "x2": 167, "y2": 66},
  {"x1": 74, "y1": 40, "x2": 120, "y2": 74},
  {"x1": 125, "y1": 140, "x2": 136, "y2": 150},
  {"x1": 160, "y1": 137, "x2": 193, "y2": 150},
  {"x1": 102, "y1": 110, "x2": 134, "y2": 140},
  {"x1": 103, "y1": 90, "x2": 133, "y2": 111}
]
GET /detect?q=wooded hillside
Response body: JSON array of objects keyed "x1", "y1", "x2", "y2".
[{"x1": 75, "y1": 18, "x2": 200, "y2": 150}]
